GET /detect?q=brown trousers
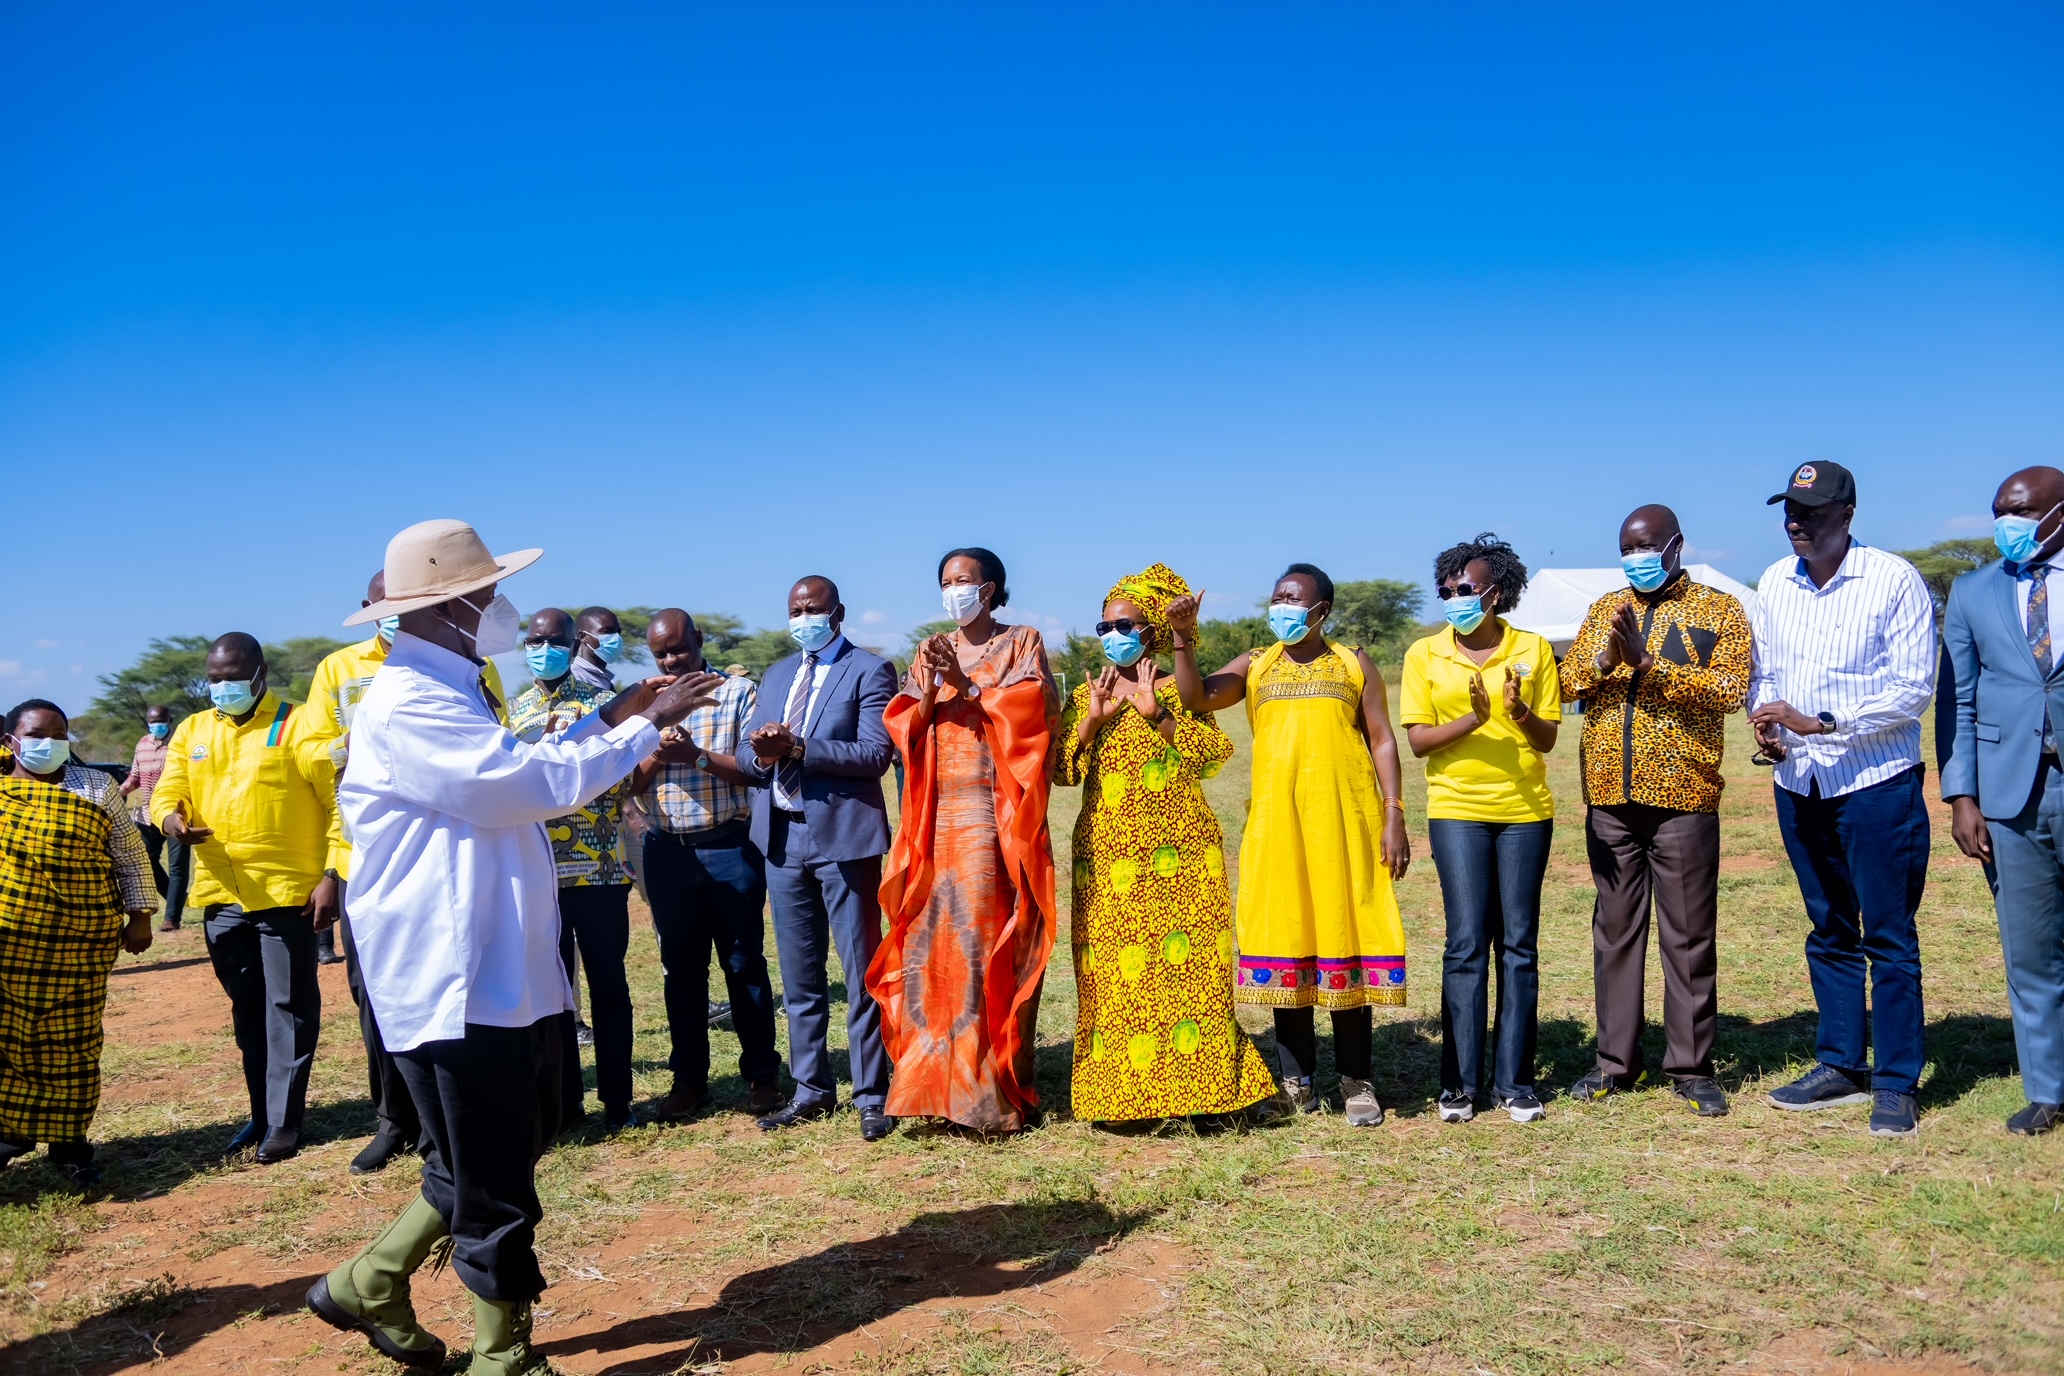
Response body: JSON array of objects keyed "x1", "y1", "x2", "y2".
[{"x1": 1585, "y1": 804, "x2": 1720, "y2": 1082}]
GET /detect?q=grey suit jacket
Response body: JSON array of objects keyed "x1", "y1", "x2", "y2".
[
  {"x1": 1940, "y1": 559, "x2": 2064, "y2": 818},
  {"x1": 735, "y1": 638, "x2": 898, "y2": 862}
]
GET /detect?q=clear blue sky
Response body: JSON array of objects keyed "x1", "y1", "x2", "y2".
[{"x1": 4, "y1": 3, "x2": 2061, "y2": 705}]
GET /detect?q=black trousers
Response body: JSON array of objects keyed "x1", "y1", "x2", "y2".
[
  {"x1": 642, "y1": 826, "x2": 781, "y2": 1093},
  {"x1": 1273, "y1": 1006, "x2": 1374, "y2": 1082},
  {"x1": 203, "y1": 904, "x2": 321, "y2": 1132},
  {"x1": 556, "y1": 884, "x2": 635, "y2": 1115},
  {"x1": 137, "y1": 823, "x2": 190, "y2": 926},
  {"x1": 394, "y1": 1018, "x2": 563, "y2": 1302},
  {"x1": 339, "y1": 905, "x2": 421, "y2": 1143}
]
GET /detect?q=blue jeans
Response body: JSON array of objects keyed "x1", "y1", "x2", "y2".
[
  {"x1": 1428, "y1": 818, "x2": 1553, "y2": 1100},
  {"x1": 1984, "y1": 760, "x2": 2064, "y2": 1105},
  {"x1": 1772, "y1": 767, "x2": 1930, "y2": 1094},
  {"x1": 642, "y1": 828, "x2": 781, "y2": 1093}
]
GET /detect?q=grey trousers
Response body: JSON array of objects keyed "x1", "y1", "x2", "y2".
[
  {"x1": 203, "y1": 904, "x2": 321, "y2": 1132},
  {"x1": 1984, "y1": 758, "x2": 2064, "y2": 1106}
]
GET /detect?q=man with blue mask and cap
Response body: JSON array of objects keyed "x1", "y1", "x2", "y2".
[
  {"x1": 735, "y1": 575, "x2": 900, "y2": 1139},
  {"x1": 1941, "y1": 464, "x2": 2064, "y2": 1138},
  {"x1": 154, "y1": 632, "x2": 342, "y2": 1165},
  {"x1": 1558, "y1": 504, "x2": 1752, "y2": 1118},
  {"x1": 504, "y1": 606, "x2": 640, "y2": 1135}
]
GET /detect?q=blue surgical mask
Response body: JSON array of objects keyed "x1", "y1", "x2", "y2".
[
  {"x1": 147, "y1": 721, "x2": 170, "y2": 740},
  {"x1": 526, "y1": 643, "x2": 572, "y2": 680},
  {"x1": 1444, "y1": 595, "x2": 1488, "y2": 635},
  {"x1": 11, "y1": 736, "x2": 70, "y2": 774},
  {"x1": 1101, "y1": 629, "x2": 1146, "y2": 666},
  {"x1": 210, "y1": 679, "x2": 258, "y2": 716},
  {"x1": 1622, "y1": 550, "x2": 1671, "y2": 593},
  {"x1": 1996, "y1": 514, "x2": 2046, "y2": 565},
  {"x1": 594, "y1": 632, "x2": 624, "y2": 663},
  {"x1": 789, "y1": 614, "x2": 836, "y2": 653},
  {"x1": 1268, "y1": 604, "x2": 1312, "y2": 645},
  {"x1": 377, "y1": 615, "x2": 401, "y2": 643}
]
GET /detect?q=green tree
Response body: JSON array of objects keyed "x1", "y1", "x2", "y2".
[
  {"x1": 1328, "y1": 579, "x2": 1424, "y2": 663},
  {"x1": 1049, "y1": 632, "x2": 1105, "y2": 695},
  {"x1": 1894, "y1": 538, "x2": 1996, "y2": 618}
]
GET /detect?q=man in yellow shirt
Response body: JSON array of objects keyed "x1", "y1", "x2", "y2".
[{"x1": 155, "y1": 632, "x2": 340, "y2": 1164}]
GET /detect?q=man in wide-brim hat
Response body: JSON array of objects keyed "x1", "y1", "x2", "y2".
[{"x1": 306, "y1": 518, "x2": 721, "y2": 1375}]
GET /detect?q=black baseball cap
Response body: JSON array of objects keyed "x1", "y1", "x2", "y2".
[{"x1": 1767, "y1": 460, "x2": 1857, "y2": 508}]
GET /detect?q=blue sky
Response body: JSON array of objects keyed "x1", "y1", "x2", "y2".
[{"x1": 4, "y1": 3, "x2": 2061, "y2": 704}]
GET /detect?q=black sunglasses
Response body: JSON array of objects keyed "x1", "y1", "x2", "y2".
[
  {"x1": 1435, "y1": 581, "x2": 1487, "y2": 601},
  {"x1": 1094, "y1": 618, "x2": 1145, "y2": 636}
]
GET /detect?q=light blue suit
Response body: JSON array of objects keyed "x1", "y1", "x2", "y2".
[{"x1": 1941, "y1": 558, "x2": 2064, "y2": 1104}]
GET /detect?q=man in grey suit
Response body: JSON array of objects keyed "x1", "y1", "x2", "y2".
[
  {"x1": 1942, "y1": 464, "x2": 2064, "y2": 1136},
  {"x1": 736, "y1": 576, "x2": 900, "y2": 1141}
]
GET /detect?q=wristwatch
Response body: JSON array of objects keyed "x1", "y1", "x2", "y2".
[
  {"x1": 693, "y1": 751, "x2": 712, "y2": 773},
  {"x1": 1816, "y1": 711, "x2": 1837, "y2": 735}
]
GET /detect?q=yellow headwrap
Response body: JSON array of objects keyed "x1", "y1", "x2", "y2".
[{"x1": 1103, "y1": 562, "x2": 1192, "y2": 656}]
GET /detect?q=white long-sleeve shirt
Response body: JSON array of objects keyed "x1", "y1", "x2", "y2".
[
  {"x1": 1747, "y1": 540, "x2": 1937, "y2": 799},
  {"x1": 338, "y1": 631, "x2": 661, "y2": 1051}
]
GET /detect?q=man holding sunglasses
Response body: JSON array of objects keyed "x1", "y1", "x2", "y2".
[{"x1": 1748, "y1": 461, "x2": 1937, "y2": 1137}]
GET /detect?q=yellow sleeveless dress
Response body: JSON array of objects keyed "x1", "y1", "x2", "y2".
[{"x1": 1234, "y1": 640, "x2": 1407, "y2": 1008}]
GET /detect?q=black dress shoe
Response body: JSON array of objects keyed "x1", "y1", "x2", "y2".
[
  {"x1": 256, "y1": 1128, "x2": 301, "y2": 1163},
  {"x1": 859, "y1": 1108, "x2": 896, "y2": 1143},
  {"x1": 224, "y1": 1121, "x2": 263, "y2": 1155},
  {"x1": 746, "y1": 1078, "x2": 784, "y2": 1116},
  {"x1": 756, "y1": 1100, "x2": 832, "y2": 1132},
  {"x1": 2007, "y1": 1101, "x2": 2062, "y2": 1136},
  {"x1": 647, "y1": 1088, "x2": 712, "y2": 1123},
  {"x1": 349, "y1": 1127, "x2": 409, "y2": 1175},
  {"x1": 603, "y1": 1104, "x2": 638, "y2": 1132}
]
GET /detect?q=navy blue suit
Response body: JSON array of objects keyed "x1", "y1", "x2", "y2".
[
  {"x1": 1941, "y1": 558, "x2": 2064, "y2": 1105},
  {"x1": 736, "y1": 638, "x2": 898, "y2": 1110}
]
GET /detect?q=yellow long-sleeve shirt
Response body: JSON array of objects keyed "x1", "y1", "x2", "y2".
[
  {"x1": 151, "y1": 691, "x2": 335, "y2": 912},
  {"x1": 301, "y1": 635, "x2": 509, "y2": 878}
]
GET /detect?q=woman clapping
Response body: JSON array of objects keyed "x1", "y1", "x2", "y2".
[{"x1": 1054, "y1": 565, "x2": 1275, "y2": 1126}]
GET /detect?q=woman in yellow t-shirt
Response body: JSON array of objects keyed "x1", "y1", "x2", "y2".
[{"x1": 1399, "y1": 533, "x2": 1561, "y2": 1126}]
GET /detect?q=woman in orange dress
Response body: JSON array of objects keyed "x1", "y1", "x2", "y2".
[{"x1": 871, "y1": 547, "x2": 1059, "y2": 1132}]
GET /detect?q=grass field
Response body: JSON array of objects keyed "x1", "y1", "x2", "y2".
[{"x1": 0, "y1": 692, "x2": 2059, "y2": 1374}]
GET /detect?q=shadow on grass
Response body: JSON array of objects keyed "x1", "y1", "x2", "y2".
[
  {"x1": 0, "y1": 1270, "x2": 311, "y2": 1376},
  {"x1": 109, "y1": 955, "x2": 213, "y2": 977},
  {"x1": 0, "y1": 1095, "x2": 377, "y2": 1206},
  {"x1": 543, "y1": 1198, "x2": 1155, "y2": 1376}
]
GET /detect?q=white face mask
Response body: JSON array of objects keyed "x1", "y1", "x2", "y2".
[
  {"x1": 941, "y1": 583, "x2": 986, "y2": 626},
  {"x1": 451, "y1": 592, "x2": 524, "y2": 658}
]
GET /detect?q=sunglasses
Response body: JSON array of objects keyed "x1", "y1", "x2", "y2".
[
  {"x1": 1435, "y1": 581, "x2": 1488, "y2": 600},
  {"x1": 1094, "y1": 618, "x2": 1145, "y2": 636}
]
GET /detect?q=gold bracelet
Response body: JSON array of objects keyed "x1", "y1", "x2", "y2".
[{"x1": 1384, "y1": 799, "x2": 1406, "y2": 812}]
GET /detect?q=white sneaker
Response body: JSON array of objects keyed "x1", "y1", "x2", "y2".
[
  {"x1": 1496, "y1": 1091, "x2": 1546, "y2": 1123},
  {"x1": 1341, "y1": 1077, "x2": 1384, "y2": 1127},
  {"x1": 1437, "y1": 1092, "x2": 1475, "y2": 1123}
]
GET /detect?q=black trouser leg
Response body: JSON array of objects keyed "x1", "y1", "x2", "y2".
[
  {"x1": 1273, "y1": 1007, "x2": 1317, "y2": 1082},
  {"x1": 203, "y1": 904, "x2": 321, "y2": 1132},
  {"x1": 1332, "y1": 1007, "x2": 1373, "y2": 1080},
  {"x1": 559, "y1": 885, "x2": 634, "y2": 1112},
  {"x1": 139, "y1": 823, "x2": 170, "y2": 897},
  {"x1": 394, "y1": 1019, "x2": 562, "y2": 1303},
  {"x1": 341, "y1": 905, "x2": 421, "y2": 1142}
]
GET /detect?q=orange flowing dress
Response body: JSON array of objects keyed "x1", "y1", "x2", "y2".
[{"x1": 871, "y1": 624, "x2": 1058, "y2": 1132}]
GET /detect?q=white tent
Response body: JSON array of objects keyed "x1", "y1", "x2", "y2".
[{"x1": 1503, "y1": 564, "x2": 1755, "y2": 653}]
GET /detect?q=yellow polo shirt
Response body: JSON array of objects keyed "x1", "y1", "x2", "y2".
[
  {"x1": 303, "y1": 636, "x2": 508, "y2": 878},
  {"x1": 151, "y1": 691, "x2": 335, "y2": 911},
  {"x1": 1399, "y1": 621, "x2": 1562, "y2": 823}
]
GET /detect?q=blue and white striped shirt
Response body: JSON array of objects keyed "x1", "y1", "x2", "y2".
[{"x1": 1748, "y1": 540, "x2": 1937, "y2": 798}]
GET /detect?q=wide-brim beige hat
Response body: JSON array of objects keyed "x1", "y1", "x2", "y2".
[{"x1": 343, "y1": 519, "x2": 544, "y2": 626}]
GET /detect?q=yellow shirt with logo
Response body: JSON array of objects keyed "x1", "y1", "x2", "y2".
[
  {"x1": 302, "y1": 636, "x2": 507, "y2": 878},
  {"x1": 1399, "y1": 621, "x2": 1563, "y2": 823},
  {"x1": 151, "y1": 691, "x2": 336, "y2": 911}
]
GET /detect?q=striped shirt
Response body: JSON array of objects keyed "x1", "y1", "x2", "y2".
[
  {"x1": 1748, "y1": 540, "x2": 1937, "y2": 798},
  {"x1": 638, "y1": 670, "x2": 757, "y2": 833}
]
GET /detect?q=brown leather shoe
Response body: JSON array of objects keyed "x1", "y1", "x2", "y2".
[
  {"x1": 746, "y1": 1079, "x2": 783, "y2": 1116},
  {"x1": 646, "y1": 1088, "x2": 712, "y2": 1123}
]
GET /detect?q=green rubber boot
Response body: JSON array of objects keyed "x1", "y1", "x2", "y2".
[
  {"x1": 469, "y1": 1293, "x2": 556, "y2": 1376},
  {"x1": 304, "y1": 1195, "x2": 450, "y2": 1367}
]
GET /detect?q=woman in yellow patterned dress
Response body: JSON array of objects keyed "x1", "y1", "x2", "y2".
[
  {"x1": 1055, "y1": 565, "x2": 1275, "y2": 1124},
  {"x1": 1171, "y1": 564, "x2": 1410, "y2": 1127}
]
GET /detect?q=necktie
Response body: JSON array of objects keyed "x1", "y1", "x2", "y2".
[
  {"x1": 778, "y1": 653, "x2": 817, "y2": 802},
  {"x1": 2031, "y1": 566, "x2": 2053, "y2": 678}
]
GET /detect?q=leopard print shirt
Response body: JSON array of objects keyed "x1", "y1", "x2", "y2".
[{"x1": 1558, "y1": 576, "x2": 1752, "y2": 813}]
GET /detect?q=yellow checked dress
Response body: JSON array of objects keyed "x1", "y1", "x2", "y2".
[
  {"x1": 1235, "y1": 640, "x2": 1408, "y2": 1007},
  {"x1": 1056, "y1": 679, "x2": 1275, "y2": 1120}
]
